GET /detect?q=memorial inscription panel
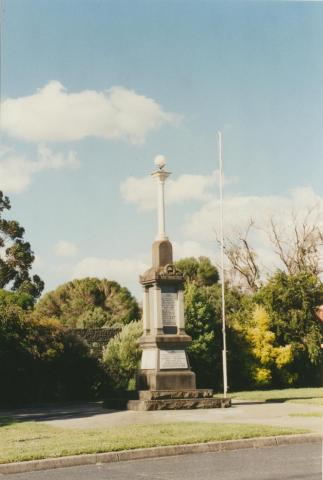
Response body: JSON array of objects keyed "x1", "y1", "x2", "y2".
[
  {"x1": 161, "y1": 286, "x2": 177, "y2": 326},
  {"x1": 159, "y1": 349, "x2": 188, "y2": 369}
]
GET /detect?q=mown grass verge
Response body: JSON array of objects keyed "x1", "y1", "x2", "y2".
[
  {"x1": 287, "y1": 398, "x2": 323, "y2": 406},
  {"x1": 0, "y1": 420, "x2": 309, "y2": 464},
  {"x1": 289, "y1": 412, "x2": 323, "y2": 417},
  {"x1": 215, "y1": 387, "x2": 323, "y2": 403}
]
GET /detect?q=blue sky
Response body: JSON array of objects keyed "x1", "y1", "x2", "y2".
[{"x1": 1, "y1": 0, "x2": 322, "y2": 297}]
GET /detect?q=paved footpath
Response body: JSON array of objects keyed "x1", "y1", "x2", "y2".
[
  {"x1": 1, "y1": 443, "x2": 321, "y2": 480},
  {"x1": 1, "y1": 399, "x2": 322, "y2": 433}
]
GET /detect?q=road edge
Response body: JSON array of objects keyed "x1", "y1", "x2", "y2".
[{"x1": 0, "y1": 433, "x2": 321, "y2": 475}]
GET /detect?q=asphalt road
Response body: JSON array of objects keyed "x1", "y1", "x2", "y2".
[{"x1": 1, "y1": 443, "x2": 322, "y2": 480}]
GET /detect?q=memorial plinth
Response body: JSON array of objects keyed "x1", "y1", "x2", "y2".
[{"x1": 137, "y1": 239, "x2": 196, "y2": 392}]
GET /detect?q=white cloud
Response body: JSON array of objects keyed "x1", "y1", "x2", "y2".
[
  {"x1": 33, "y1": 255, "x2": 45, "y2": 269},
  {"x1": 0, "y1": 144, "x2": 79, "y2": 193},
  {"x1": 120, "y1": 176, "x2": 156, "y2": 211},
  {"x1": 0, "y1": 153, "x2": 32, "y2": 193},
  {"x1": 72, "y1": 256, "x2": 149, "y2": 292},
  {"x1": 120, "y1": 170, "x2": 234, "y2": 211},
  {"x1": 183, "y1": 186, "x2": 323, "y2": 242},
  {"x1": 37, "y1": 145, "x2": 79, "y2": 169},
  {"x1": 54, "y1": 240, "x2": 78, "y2": 257},
  {"x1": 1, "y1": 81, "x2": 179, "y2": 143},
  {"x1": 173, "y1": 240, "x2": 215, "y2": 260}
]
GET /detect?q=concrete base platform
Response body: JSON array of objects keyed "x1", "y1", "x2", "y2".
[{"x1": 104, "y1": 389, "x2": 231, "y2": 411}]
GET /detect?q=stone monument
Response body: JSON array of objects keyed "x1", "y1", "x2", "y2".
[{"x1": 126, "y1": 156, "x2": 231, "y2": 410}]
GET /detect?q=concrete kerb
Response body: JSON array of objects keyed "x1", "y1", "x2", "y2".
[{"x1": 0, "y1": 434, "x2": 321, "y2": 475}]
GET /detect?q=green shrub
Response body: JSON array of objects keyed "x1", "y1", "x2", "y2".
[
  {"x1": 102, "y1": 321, "x2": 142, "y2": 390},
  {"x1": 0, "y1": 290, "x2": 104, "y2": 405}
]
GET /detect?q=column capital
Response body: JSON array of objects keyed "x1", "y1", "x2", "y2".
[{"x1": 151, "y1": 170, "x2": 171, "y2": 182}]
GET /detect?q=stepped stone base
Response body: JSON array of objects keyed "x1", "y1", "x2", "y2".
[
  {"x1": 139, "y1": 389, "x2": 213, "y2": 400},
  {"x1": 104, "y1": 389, "x2": 231, "y2": 411},
  {"x1": 127, "y1": 397, "x2": 230, "y2": 410}
]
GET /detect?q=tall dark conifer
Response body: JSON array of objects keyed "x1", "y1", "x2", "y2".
[{"x1": 0, "y1": 191, "x2": 44, "y2": 299}]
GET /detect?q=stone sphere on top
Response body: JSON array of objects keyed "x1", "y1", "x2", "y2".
[{"x1": 154, "y1": 155, "x2": 166, "y2": 169}]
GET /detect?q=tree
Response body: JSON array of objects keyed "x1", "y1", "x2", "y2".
[
  {"x1": 269, "y1": 207, "x2": 323, "y2": 276},
  {"x1": 255, "y1": 271, "x2": 323, "y2": 386},
  {"x1": 175, "y1": 257, "x2": 219, "y2": 286},
  {"x1": 34, "y1": 277, "x2": 140, "y2": 328},
  {"x1": 184, "y1": 278, "x2": 250, "y2": 390},
  {"x1": 0, "y1": 191, "x2": 44, "y2": 299},
  {"x1": 184, "y1": 282, "x2": 222, "y2": 389},
  {"x1": 0, "y1": 289, "x2": 35, "y2": 311},
  {"x1": 224, "y1": 206, "x2": 322, "y2": 291},
  {"x1": 224, "y1": 220, "x2": 262, "y2": 292}
]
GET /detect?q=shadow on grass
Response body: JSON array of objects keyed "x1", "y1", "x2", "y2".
[
  {"x1": 265, "y1": 397, "x2": 321, "y2": 403},
  {"x1": 0, "y1": 402, "x2": 122, "y2": 425},
  {"x1": 229, "y1": 396, "x2": 323, "y2": 405},
  {"x1": 0, "y1": 417, "x2": 23, "y2": 427}
]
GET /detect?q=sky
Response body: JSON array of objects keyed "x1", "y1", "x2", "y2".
[{"x1": 0, "y1": 0, "x2": 322, "y2": 298}]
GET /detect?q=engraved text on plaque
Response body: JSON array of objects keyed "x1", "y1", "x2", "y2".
[
  {"x1": 161, "y1": 287, "x2": 177, "y2": 326},
  {"x1": 159, "y1": 349, "x2": 188, "y2": 369}
]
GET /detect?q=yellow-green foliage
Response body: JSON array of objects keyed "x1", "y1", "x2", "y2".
[
  {"x1": 252, "y1": 367, "x2": 272, "y2": 385},
  {"x1": 246, "y1": 306, "x2": 294, "y2": 386}
]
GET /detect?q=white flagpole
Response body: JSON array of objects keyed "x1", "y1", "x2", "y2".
[{"x1": 218, "y1": 131, "x2": 228, "y2": 398}]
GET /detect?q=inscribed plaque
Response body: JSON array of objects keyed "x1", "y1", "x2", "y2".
[
  {"x1": 161, "y1": 286, "x2": 177, "y2": 326},
  {"x1": 159, "y1": 349, "x2": 188, "y2": 369}
]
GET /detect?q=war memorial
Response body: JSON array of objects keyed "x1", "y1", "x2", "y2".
[{"x1": 107, "y1": 156, "x2": 231, "y2": 410}]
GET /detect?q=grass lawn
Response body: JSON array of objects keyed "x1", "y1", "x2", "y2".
[
  {"x1": 289, "y1": 412, "x2": 323, "y2": 417},
  {"x1": 215, "y1": 387, "x2": 323, "y2": 403},
  {"x1": 0, "y1": 419, "x2": 308, "y2": 464},
  {"x1": 287, "y1": 398, "x2": 323, "y2": 406}
]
